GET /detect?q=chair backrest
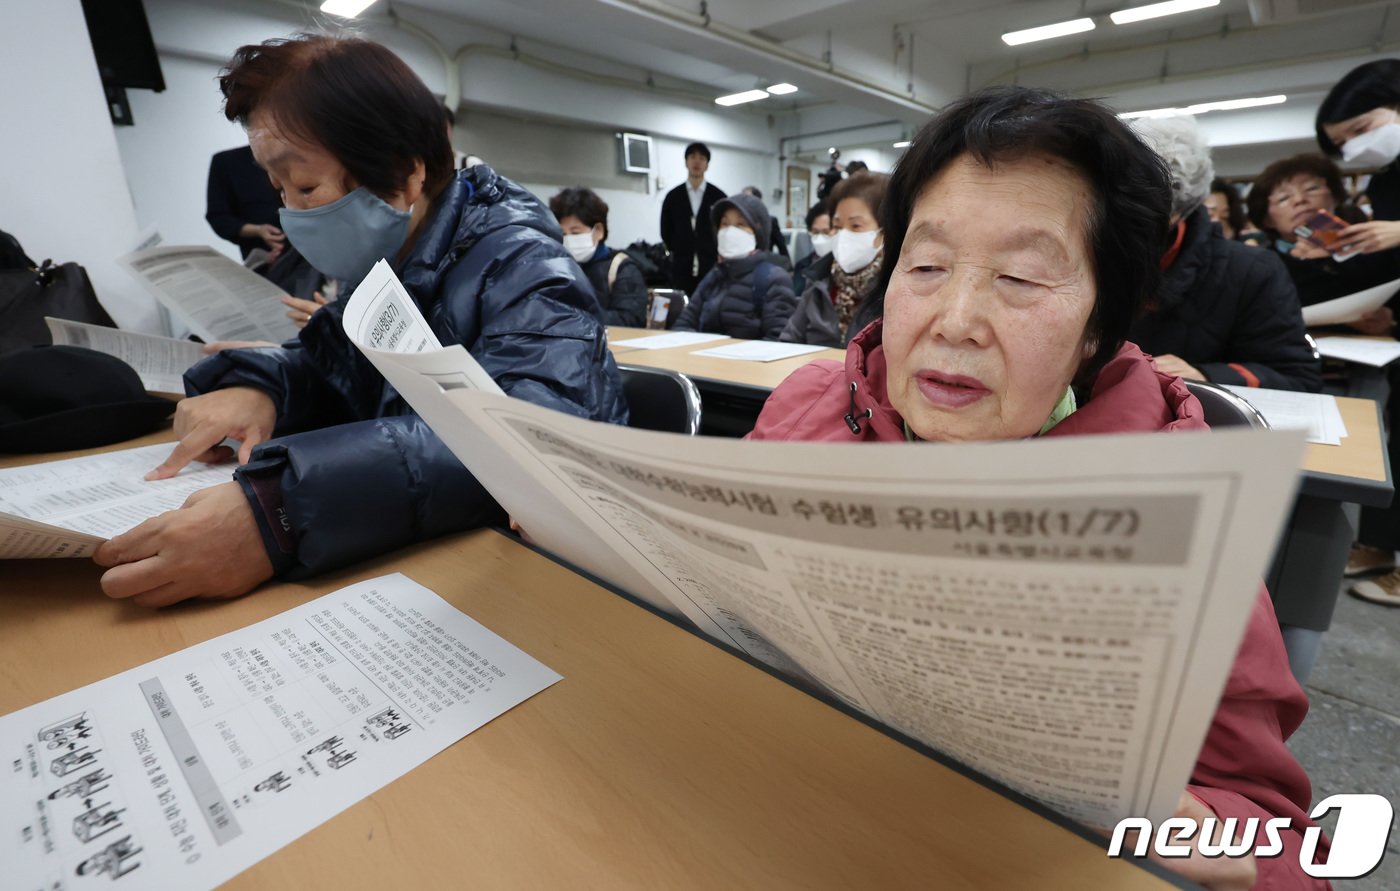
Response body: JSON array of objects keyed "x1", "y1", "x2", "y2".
[
  {"x1": 1184, "y1": 380, "x2": 1271, "y2": 430},
  {"x1": 617, "y1": 364, "x2": 703, "y2": 435}
]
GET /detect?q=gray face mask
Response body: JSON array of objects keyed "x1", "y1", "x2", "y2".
[{"x1": 278, "y1": 187, "x2": 411, "y2": 286}]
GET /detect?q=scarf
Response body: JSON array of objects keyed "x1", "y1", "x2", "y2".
[{"x1": 831, "y1": 251, "x2": 883, "y2": 339}]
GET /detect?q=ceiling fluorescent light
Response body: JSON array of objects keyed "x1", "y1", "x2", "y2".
[
  {"x1": 1185, "y1": 94, "x2": 1286, "y2": 114},
  {"x1": 1001, "y1": 18, "x2": 1095, "y2": 46},
  {"x1": 715, "y1": 89, "x2": 769, "y2": 107},
  {"x1": 1120, "y1": 94, "x2": 1286, "y2": 119},
  {"x1": 1119, "y1": 107, "x2": 1182, "y2": 119},
  {"x1": 1109, "y1": 0, "x2": 1219, "y2": 25},
  {"x1": 767, "y1": 83, "x2": 798, "y2": 95},
  {"x1": 893, "y1": 141, "x2": 912, "y2": 148},
  {"x1": 320, "y1": 0, "x2": 378, "y2": 16}
]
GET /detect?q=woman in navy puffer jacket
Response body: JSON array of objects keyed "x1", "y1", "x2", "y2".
[{"x1": 94, "y1": 35, "x2": 627, "y2": 607}]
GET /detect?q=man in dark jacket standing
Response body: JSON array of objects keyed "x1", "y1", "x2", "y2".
[
  {"x1": 206, "y1": 145, "x2": 285, "y2": 259},
  {"x1": 659, "y1": 142, "x2": 725, "y2": 295},
  {"x1": 1130, "y1": 116, "x2": 1321, "y2": 392}
]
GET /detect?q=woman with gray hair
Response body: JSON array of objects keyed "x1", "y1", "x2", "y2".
[{"x1": 1128, "y1": 115, "x2": 1321, "y2": 392}]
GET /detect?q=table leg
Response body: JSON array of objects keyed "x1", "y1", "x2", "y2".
[{"x1": 1264, "y1": 494, "x2": 1356, "y2": 684}]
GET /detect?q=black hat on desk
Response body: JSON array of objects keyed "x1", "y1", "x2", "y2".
[{"x1": 0, "y1": 345, "x2": 175, "y2": 453}]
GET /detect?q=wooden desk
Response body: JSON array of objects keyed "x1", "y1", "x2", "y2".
[
  {"x1": 2, "y1": 528, "x2": 1180, "y2": 889},
  {"x1": 608, "y1": 327, "x2": 845, "y2": 397}
]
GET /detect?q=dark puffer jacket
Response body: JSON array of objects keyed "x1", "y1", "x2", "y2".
[
  {"x1": 1129, "y1": 206, "x2": 1321, "y2": 392},
  {"x1": 673, "y1": 193, "x2": 797, "y2": 339},
  {"x1": 186, "y1": 165, "x2": 629, "y2": 578},
  {"x1": 579, "y1": 244, "x2": 647, "y2": 327}
]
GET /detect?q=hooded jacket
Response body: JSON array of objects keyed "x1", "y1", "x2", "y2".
[
  {"x1": 186, "y1": 165, "x2": 629, "y2": 578},
  {"x1": 1129, "y1": 206, "x2": 1321, "y2": 392},
  {"x1": 750, "y1": 322, "x2": 1327, "y2": 890},
  {"x1": 673, "y1": 193, "x2": 797, "y2": 339}
]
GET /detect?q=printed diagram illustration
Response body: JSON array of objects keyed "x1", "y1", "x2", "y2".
[
  {"x1": 75, "y1": 836, "x2": 143, "y2": 880},
  {"x1": 73, "y1": 802, "x2": 126, "y2": 843},
  {"x1": 50, "y1": 745, "x2": 102, "y2": 777},
  {"x1": 49, "y1": 768, "x2": 112, "y2": 801},
  {"x1": 39, "y1": 713, "x2": 93, "y2": 749},
  {"x1": 306, "y1": 735, "x2": 357, "y2": 770},
  {"x1": 254, "y1": 770, "x2": 292, "y2": 794},
  {"x1": 365, "y1": 706, "x2": 411, "y2": 740},
  {"x1": 32, "y1": 714, "x2": 145, "y2": 881}
]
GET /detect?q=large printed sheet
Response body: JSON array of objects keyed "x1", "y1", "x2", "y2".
[
  {"x1": 0, "y1": 445, "x2": 231, "y2": 559},
  {"x1": 45, "y1": 318, "x2": 206, "y2": 394},
  {"x1": 340, "y1": 267, "x2": 1307, "y2": 828},
  {"x1": 1, "y1": 573, "x2": 561, "y2": 890},
  {"x1": 116, "y1": 247, "x2": 299, "y2": 345}
]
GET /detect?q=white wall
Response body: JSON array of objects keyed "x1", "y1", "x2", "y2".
[
  {"x1": 0, "y1": 0, "x2": 161, "y2": 332},
  {"x1": 117, "y1": 53, "x2": 250, "y2": 261},
  {"x1": 114, "y1": 0, "x2": 792, "y2": 264}
]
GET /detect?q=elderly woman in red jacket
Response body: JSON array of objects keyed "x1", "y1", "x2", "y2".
[{"x1": 751, "y1": 87, "x2": 1327, "y2": 891}]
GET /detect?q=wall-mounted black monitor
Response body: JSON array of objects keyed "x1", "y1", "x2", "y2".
[{"x1": 80, "y1": 0, "x2": 165, "y2": 92}]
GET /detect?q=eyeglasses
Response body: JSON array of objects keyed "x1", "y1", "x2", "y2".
[{"x1": 1269, "y1": 182, "x2": 1327, "y2": 208}]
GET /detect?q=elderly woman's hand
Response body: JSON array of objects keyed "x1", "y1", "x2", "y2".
[
  {"x1": 282, "y1": 292, "x2": 329, "y2": 328},
  {"x1": 1152, "y1": 354, "x2": 1205, "y2": 381},
  {"x1": 1336, "y1": 219, "x2": 1400, "y2": 255},
  {"x1": 94, "y1": 482, "x2": 273, "y2": 607},
  {"x1": 146, "y1": 387, "x2": 277, "y2": 480}
]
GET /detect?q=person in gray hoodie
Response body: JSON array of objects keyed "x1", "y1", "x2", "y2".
[{"x1": 673, "y1": 193, "x2": 797, "y2": 340}]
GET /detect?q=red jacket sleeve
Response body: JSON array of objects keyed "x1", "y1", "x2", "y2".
[{"x1": 1188, "y1": 587, "x2": 1331, "y2": 890}]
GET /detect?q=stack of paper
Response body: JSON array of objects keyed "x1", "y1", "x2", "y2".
[
  {"x1": 0, "y1": 444, "x2": 231, "y2": 559},
  {"x1": 609, "y1": 332, "x2": 728, "y2": 350},
  {"x1": 690, "y1": 341, "x2": 828, "y2": 362},
  {"x1": 1222, "y1": 385, "x2": 1348, "y2": 446},
  {"x1": 1314, "y1": 336, "x2": 1400, "y2": 368}
]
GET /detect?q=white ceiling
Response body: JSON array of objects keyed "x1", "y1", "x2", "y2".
[{"x1": 394, "y1": 0, "x2": 1397, "y2": 151}]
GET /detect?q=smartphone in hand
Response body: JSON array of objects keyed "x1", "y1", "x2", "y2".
[{"x1": 1294, "y1": 210, "x2": 1358, "y2": 261}]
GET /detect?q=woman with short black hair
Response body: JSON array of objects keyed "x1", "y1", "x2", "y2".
[
  {"x1": 750, "y1": 86, "x2": 1325, "y2": 890},
  {"x1": 549, "y1": 186, "x2": 647, "y2": 327},
  {"x1": 95, "y1": 34, "x2": 628, "y2": 606}
]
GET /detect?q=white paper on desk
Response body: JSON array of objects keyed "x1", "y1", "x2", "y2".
[
  {"x1": 384, "y1": 372, "x2": 1305, "y2": 828},
  {"x1": 45, "y1": 318, "x2": 206, "y2": 393},
  {"x1": 608, "y1": 331, "x2": 728, "y2": 350},
  {"x1": 1300, "y1": 276, "x2": 1400, "y2": 326},
  {"x1": 1314, "y1": 336, "x2": 1400, "y2": 368},
  {"x1": 0, "y1": 444, "x2": 231, "y2": 559},
  {"x1": 1223, "y1": 385, "x2": 1348, "y2": 445},
  {"x1": 690, "y1": 341, "x2": 828, "y2": 362},
  {"x1": 0, "y1": 573, "x2": 560, "y2": 890},
  {"x1": 116, "y1": 246, "x2": 299, "y2": 345}
]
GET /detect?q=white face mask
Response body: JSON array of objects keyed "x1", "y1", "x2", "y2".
[
  {"x1": 717, "y1": 225, "x2": 757, "y2": 260},
  {"x1": 809, "y1": 233, "x2": 833, "y2": 257},
  {"x1": 562, "y1": 232, "x2": 597, "y2": 264},
  {"x1": 1342, "y1": 120, "x2": 1400, "y2": 167},
  {"x1": 833, "y1": 228, "x2": 880, "y2": 273}
]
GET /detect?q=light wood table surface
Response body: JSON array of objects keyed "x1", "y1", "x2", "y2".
[
  {"x1": 608, "y1": 327, "x2": 845, "y2": 394},
  {"x1": 1306, "y1": 395, "x2": 1388, "y2": 484},
  {"x1": 2, "y1": 443, "x2": 1179, "y2": 888}
]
